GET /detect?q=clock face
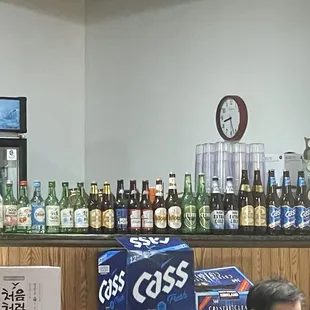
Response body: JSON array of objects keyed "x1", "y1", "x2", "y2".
[
  {"x1": 219, "y1": 98, "x2": 240, "y2": 139},
  {"x1": 216, "y1": 95, "x2": 248, "y2": 141}
]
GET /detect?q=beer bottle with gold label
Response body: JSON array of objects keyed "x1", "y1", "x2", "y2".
[
  {"x1": 128, "y1": 180, "x2": 141, "y2": 234},
  {"x1": 140, "y1": 180, "x2": 153, "y2": 234},
  {"x1": 153, "y1": 178, "x2": 167, "y2": 234},
  {"x1": 101, "y1": 183, "x2": 115, "y2": 234},
  {"x1": 181, "y1": 173, "x2": 196, "y2": 234},
  {"x1": 252, "y1": 170, "x2": 267, "y2": 234},
  {"x1": 238, "y1": 169, "x2": 254, "y2": 234},
  {"x1": 210, "y1": 177, "x2": 224, "y2": 234},
  {"x1": 166, "y1": 173, "x2": 182, "y2": 234},
  {"x1": 88, "y1": 182, "x2": 101, "y2": 234}
]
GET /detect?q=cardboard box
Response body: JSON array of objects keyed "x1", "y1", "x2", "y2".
[
  {"x1": 194, "y1": 266, "x2": 253, "y2": 310},
  {"x1": 98, "y1": 236, "x2": 195, "y2": 310},
  {"x1": 0, "y1": 266, "x2": 61, "y2": 310}
]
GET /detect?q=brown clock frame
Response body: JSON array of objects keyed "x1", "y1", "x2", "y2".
[{"x1": 216, "y1": 95, "x2": 248, "y2": 141}]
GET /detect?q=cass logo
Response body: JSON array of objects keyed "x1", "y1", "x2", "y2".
[
  {"x1": 130, "y1": 237, "x2": 170, "y2": 248},
  {"x1": 99, "y1": 270, "x2": 125, "y2": 304},
  {"x1": 270, "y1": 210, "x2": 281, "y2": 218},
  {"x1": 133, "y1": 260, "x2": 189, "y2": 304},
  {"x1": 285, "y1": 210, "x2": 295, "y2": 218},
  {"x1": 300, "y1": 210, "x2": 310, "y2": 219}
]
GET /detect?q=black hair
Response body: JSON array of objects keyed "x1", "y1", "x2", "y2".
[{"x1": 247, "y1": 279, "x2": 304, "y2": 310}]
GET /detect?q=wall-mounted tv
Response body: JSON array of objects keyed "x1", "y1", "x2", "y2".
[{"x1": 0, "y1": 97, "x2": 27, "y2": 133}]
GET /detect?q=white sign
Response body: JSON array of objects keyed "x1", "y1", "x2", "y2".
[{"x1": 6, "y1": 149, "x2": 17, "y2": 161}]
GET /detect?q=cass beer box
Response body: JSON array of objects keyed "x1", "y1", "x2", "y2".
[
  {"x1": 98, "y1": 236, "x2": 195, "y2": 310},
  {"x1": 0, "y1": 266, "x2": 61, "y2": 310},
  {"x1": 194, "y1": 266, "x2": 253, "y2": 310}
]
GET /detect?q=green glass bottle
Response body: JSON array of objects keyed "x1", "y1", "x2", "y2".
[
  {"x1": 45, "y1": 181, "x2": 60, "y2": 234},
  {"x1": 17, "y1": 181, "x2": 31, "y2": 233},
  {"x1": 196, "y1": 173, "x2": 211, "y2": 234},
  {"x1": 74, "y1": 182, "x2": 89, "y2": 233},
  {"x1": 3, "y1": 180, "x2": 18, "y2": 233},
  {"x1": 60, "y1": 182, "x2": 74, "y2": 233},
  {"x1": 181, "y1": 173, "x2": 197, "y2": 234}
]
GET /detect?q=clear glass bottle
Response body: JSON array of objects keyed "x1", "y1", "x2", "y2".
[
  {"x1": 3, "y1": 180, "x2": 17, "y2": 233},
  {"x1": 74, "y1": 182, "x2": 89, "y2": 234},
  {"x1": 31, "y1": 180, "x2": 45, "y2": 234},
  {"x1": 60, "y1": 182, "x2": 74, "y2": 233},
  {"x1": 17, "y1": 180, "x2": 31, "y2": 233}
]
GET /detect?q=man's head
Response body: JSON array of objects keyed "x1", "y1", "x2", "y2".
[{"x1": 247, "y1": 279, "x2": 304, "y2": 310}]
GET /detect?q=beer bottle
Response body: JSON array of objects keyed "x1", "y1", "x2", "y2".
[
  {"x1": 101, "y1": 183, "x2": 115, "y2": 234},
  {"x1": 238, "y1": 170, "x2": 254, "y2": 234},
  {"x1": 141, "y1": 180, "x2": 153, "y2": 234},
  {"x1": 252, "y1": 170, "x2": 267, "y2": 234},
  {"x1": 210, "y1": 177, "x2": 224, "y2": 234},
  {"x1": 166, "y1": 173, "x2": 182, "y2": 234},
  {"x1": 266, "y1": 170, "x2": 281, "y2": 234},
  {"x1": 280, "y1": 170, "x2": 295, "y2": 234},
  {"x1": 196, "y1": 173, "x2": 210, "y2": 234},
  {"x1": 17, "y1": 181, "x2": 31, "y2": 233},
  {"x1": 3, "y1": 180, "x2": 18, "y2": 233},
  {"x1": 88, "y1": 182, "x2": 101, "y2": 234},
  {"x1": 181, "y1": 173, "x2": 196, "y2": 234},
  {"x1": 74, "y1": 182, "x2": 89, "y2": 234},
  {"x1": 115, "y1": 180, "x2": 128, "y2": 234},
  {"x1": 223, "y1": 177, "x2": 238, "y2": 234},
  {"x1": 45, "y1": 181, "x2": 60, "y2": 234},
  {"x1": 295, "y1": 171, "x2": 309, "y2": 234},
  {"x1": 98, "y1": 189, "x2": 103, "y2": 204},
  {"x1": 59, "y1": 182, "x2": 74, "y2": 233},
  {"x1": 128, "y1": 180, "x2": 141, "y2": 234},
  {"x1": 153, "y1": 178, "x2": 167, "y2": 234}
]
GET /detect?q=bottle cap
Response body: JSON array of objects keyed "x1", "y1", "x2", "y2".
[
  {"x1": 20, "y1": 180, "x2": 27, "y2": 186},
  {"x1": 6, "y1": 180, "x2": 13, "y2": 185}
]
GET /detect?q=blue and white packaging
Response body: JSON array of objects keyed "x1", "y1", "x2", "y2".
[
  {"x1": 98, "y1": 236, "x2": 195, "y2": 310},
  {"x1": 194, "y1": 266, "x2": 253, "y2": 310}
]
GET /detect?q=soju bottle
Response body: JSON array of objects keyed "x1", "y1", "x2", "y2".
[
  {"x1": 17, "y1": 181, "x2": 31, "y2": 233},
  {"x1": 181, "y1": 173, "x2": 197, "y2": 234},
  {"x1": 0, "y1": 191, "x2": 3, "y2": 233},
  {"x1": 45, "y1": 181, "x2": 60, "y2": 234},
  {"x1": 74, "y1": 182, "x2": 89, "y2": 233},
  {"x1": 196, "y1": 173, "x2": 211, "y2": 234},
  {"x1": 31, "y1": 181, "x2": 45, "y2": 234},
  {"x1": 3, "y1": 180, "x2": 17, "y2": 233},
  {"x1": 60, "y1": 182, "x2": 74, "y2": 233}
]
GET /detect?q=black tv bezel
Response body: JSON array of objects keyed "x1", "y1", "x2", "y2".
[{"x1": 0, "y1": 97, "x2": 27, "y2": 133}]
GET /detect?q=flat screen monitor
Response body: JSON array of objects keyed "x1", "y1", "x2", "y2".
[{"x1": 0, "y1": 97, "x2": 27, "y2": 133}]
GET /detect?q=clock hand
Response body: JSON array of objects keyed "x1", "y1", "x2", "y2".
[
  {"x1": 224, "y1": 117, "x2": 232, "y2": 122},
  {"x1": 230, "y1": 119, "x2": 234, "y2": 132}
]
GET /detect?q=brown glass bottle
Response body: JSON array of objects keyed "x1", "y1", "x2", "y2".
[
  {"x1": 153, "y1": 179, "x2": 167, "y2": 234},
  {"x1": 252, "y1": 170, "x2": 267, "y2": 234},
  {"x1": 238, "y1": 170, "x2": 254, "y2": 234},
  {"x1": 295, "y1": 171, "x2": 309, "y2": 234},
  {"x1": 140, "y1": 180, "x2": 153, "y2": 234},
  {"x1": 166, "y1": 173, "x2": 182, "y2": 234},
  {"x1": 88, "y1": 182, "x2": 101, "y2": 234},
  {"x1": 128, "y1": 180, "x2": 141, "y2": 234},
  {"x1": 101, "y1": 183, "x2": 115, "y2": 234}
]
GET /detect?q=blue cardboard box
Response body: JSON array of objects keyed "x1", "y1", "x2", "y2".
[
  {"x1": 98, "y1": 236, "x2": 195, "y2": 310},
  {"x1": 194, "y1": 266, "x2": 253, "y2": 310}
]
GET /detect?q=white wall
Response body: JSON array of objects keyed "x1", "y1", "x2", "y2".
[
  {"x1": 0, "y1": 0, "x2": 85, "y2": 194},
  {"x1": 85, "y1": 0, "x2": 310, "y2": 191}
]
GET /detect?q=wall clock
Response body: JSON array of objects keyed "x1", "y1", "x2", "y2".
[{"x1": 216, "y1": 95, "x2": 248, "y2": 141}]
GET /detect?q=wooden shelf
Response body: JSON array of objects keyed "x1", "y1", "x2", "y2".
[{"x1": 0, "y1": 233, "x2": 308, "y2": 248}]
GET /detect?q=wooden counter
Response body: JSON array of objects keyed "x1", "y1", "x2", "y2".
[{"x1": 0, "y1": 234, "x2": 309, "y2": 310}]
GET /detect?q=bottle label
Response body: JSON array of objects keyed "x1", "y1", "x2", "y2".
[
  {"x1": 46, "y1": 205, "x2": 60, "y2": 226},
  {"x1": 254, "y1": 205, "x2": 267, "y2": 227},
  {"x1": 155, "y1": 184, "x2": 163, "y2": 197},
  {"x1": 269, "y1": 176, "x2": 276, "y2": 186},
  {"x1": 0, "y1": 204, "x2": 3, "y2": 229},
  {"x1": 116, "y1": 209, "x2": 128, "y2": 229},
  {"x1": 240, "y1": 205, "x2": 254, "y2": 226},
  {"x1": 168, "y1": 206, "x2": 181, "y2": 229},
  {"x1": 90, "y1": 209, "x2": 101, "y2": 229},
  {"x1": 168, "y1": 178, "x2": 177, "y2": 190},
  {"x1": 240, "y1": 184, "x2": 251, "y2": 192},
  {"x1": 268, "y1": 206, "x2": 281, "y2": 229},
  {"x1": 281, "y1": 205, "x2": 295, "y2": 229},
  {"x1": 183, "y1": 205, "x2": 196, "y2": 229},
  {"x1": 210, "y1": 210, "x2": 224, "y2": 230},
  {"x1": 284, "y1": 177, "x2": 291, "y2": 186},
  {"x1": 198, "y1": 206, "x2": 210, "y2": 230},
  {"x1": 142, "y1": 209, "x2": 153, "y2": 229},
  {"x1": 102, "y1": 209, "x2": 115, "y2": 229},
  {"x1": 74, "y1": 208, "x2": 89, "y2": 228},
  {"x1": 224, "y1": 210, "x2": 239, "y2": 230},
  {"x1": 211, "y1": 182, "x2": 220, "y2": 193},
  {"x1": 154, "y1": 208, "x2": 167, "y2": 229},
  {"x1": 298, "y1": 177, "x2": 306, "y2": 187},
  {"x1": 226, "y1": 183, "x2": 234, "y2": 194},
  {"x1": 17, "y1": 206, "x2": 31, "y2": 227},
  {"x1": 4, "y1": 205, "x2": 17, "y2": 227},
  {"x1": 253, "y1": 185, "x2": 264, "y2": 193},
  {"x1": 60, "y1": 208, "x2": 74, "y2": 228},
  {"x1": 31, "y1": 205, "x2": 45, "y2": 226},
  {"x1": 296, "y1": 205, "x2": 310, "y2": 229},
  {"x1": 129, "y1": 209, "x2": 141, "y2": 229}
]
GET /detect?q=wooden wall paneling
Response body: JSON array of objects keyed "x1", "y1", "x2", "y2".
[
  {"x1": 76, "y1": 248, "x2": 88, "y2": 310},
  {"x1": 19, "y1": 247, "x2": 31, "y2": 266},
  {"x1": 8, "y1": 247, "x2": 20, "y2": 266},
  {"x1": 31, "y1": 247, "x2": 43, "y2": 265}
]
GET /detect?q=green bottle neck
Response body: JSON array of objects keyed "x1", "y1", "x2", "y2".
[
  {"x1": 183, "y1": 175, "x2": 192, "y2": 194},
  {"x1": 5, "y1": 185, "x2": 14, "y2": 198},
  {"x1": 48, "y1": 186, "x2": 57, "y2": 198},
  {"x1": 19, "y1": 186, "x2": 28, "y2": 198},
  {"x1": 197, "y1": 177, "x2": 206, "y2": 195},
  {"x1": 61, "y1": 186, "x2": 69, "y2": 199}
]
